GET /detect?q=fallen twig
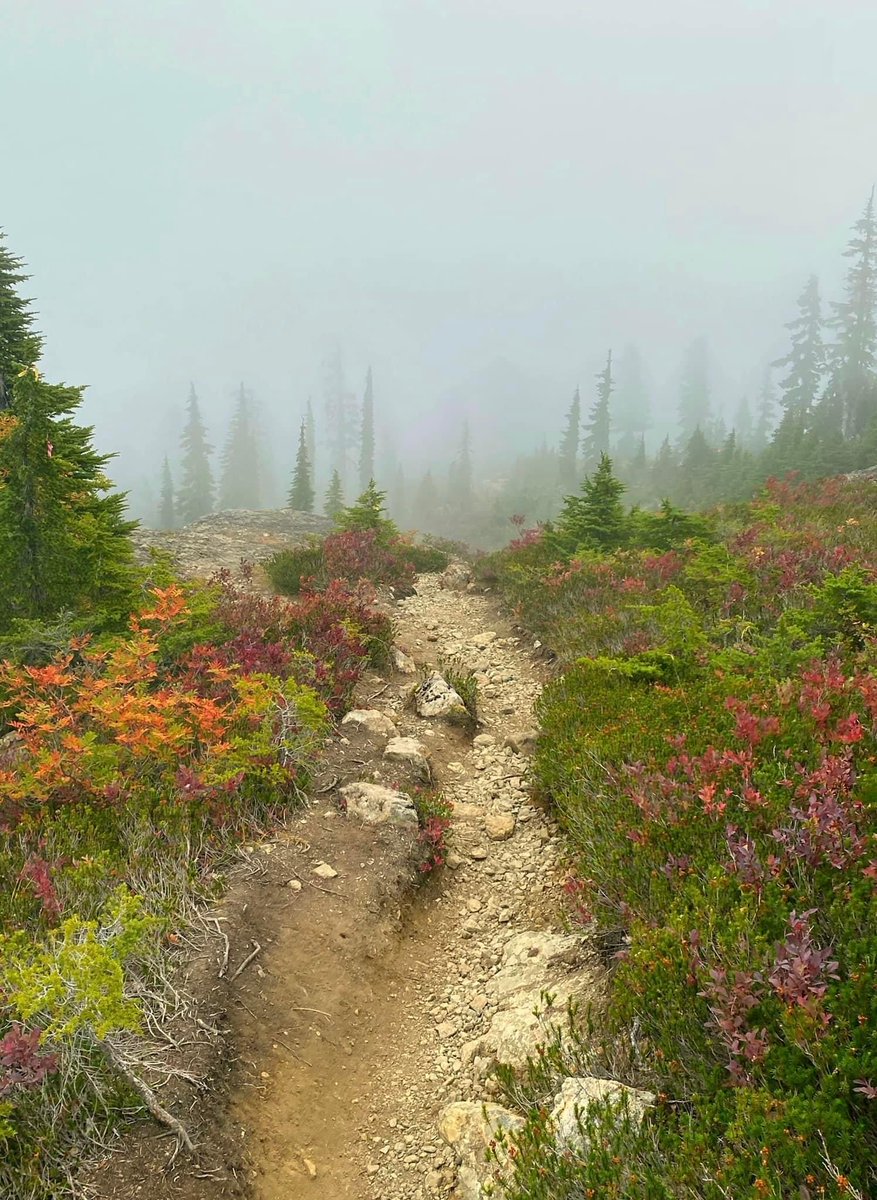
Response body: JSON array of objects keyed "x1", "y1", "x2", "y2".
[
  {"x1": 100, "y1": 1039, "x2": 194, "y2": 1151},
  {"x1": 231, "y1": 941, "x2": 262, "y2": 981}
]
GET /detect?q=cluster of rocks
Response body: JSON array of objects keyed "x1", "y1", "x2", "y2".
[
  {"x1": 132, "y1": 508, "x2": 332, "y2": 578},
  {"x1": 334, "y1": 572, "x2": 651, "y2": 1200}
]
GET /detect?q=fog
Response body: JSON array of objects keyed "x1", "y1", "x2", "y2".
[{"x1": 3, "y1": 1, "x2": 875, "y2": 517}]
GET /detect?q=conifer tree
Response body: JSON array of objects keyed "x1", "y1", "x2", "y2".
[
  {"x1": 678, "y1": 337, "x2": 711, "y2": 442},
  {"x1": 734, "y1": 395, "x2": 753, "y2": 447},
  {"x1": 449, "y1": 422, "x2": 473, "y2": 508},
  {"x1": 0, "y1": 230, "x2": 42, "y2": 407},
  {"x1": 158, "y1": 456, "x2": 176, "y2": 529},
  {"x1": 324, "y1": 468, "x2": 344, "y2": 519},
  {"x1": 219, "y1": 384, "x2": 261, "y2": 509},
  {"x1": 558, "y1": 387, "x2": 580, "y2": 486},
  {"x1": 829, "y1": 189, "x2": 877, "y2": 435},
  {"x1": 753, "y1": 366, "x2": 777, "y2": 451},
  {"x1": 177, "y1": 384, "x2": 215, "y2": 524},
  {"x1": 773, "y1": 275, "x2": 826, "y2": 418},
  {"x1": 323, "y1": 350, "x2": 358, "y2": 490},
  {"x1": 305, "y1": 397, "x2": 316, "y2": 482},
  {"x1": 552, "y1": 452, "x2": 627, "y2": 555},
  {"x1": 582, "y1": 351, "x2": 612, "y2": 467},
  {"x1": 651, "y1": 436, "x2": 679, "y2": 502},
  {"x1": 358, "y1": 366, "x2": 375, "y2": 492},
  {"x1": 413, "y1": 469, "x2": 438, "y2": 532},
  {"x1": 288, "y1": 420, "x2": 315, "y2": 512},
  {"x1": 613, "y1": 345, "x2": 651, "y2": 454},
  {"x1": 0, "y1": 366, "x2": 136, "y2": 628}
]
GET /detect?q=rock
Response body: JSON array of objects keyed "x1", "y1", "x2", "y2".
[
  {"x1": 469, "y1": 845, "x2": 488, "y2": 861},
  {"x1": 472, "y1": 733, "x2": 495, "y2": 748},
  {"x1": 340, "y1": 782, "x2": 418, "y2": 829},
  {"x1": 312, "y1": 862, "x2": 338, "y2": 879},
  {"x1": 414, "y1": 672, "x2": 468, "y2": 720},
  {"x1": 503, "y1": 728, "x2": 540, "y2": 756},
  {"x1": 485, "y1": 812, "x2": 516, "y2": 841},
  {"x1": 384, "y1": 736, "x2": 432, "y2": 781},
  {"x1": 471, "y1": 631, "x2": 497, "y2": 648},
  {"x1": 438, "y1": 562, "x2": 472, "y2": 591},
  {"x1": 392, "y1": 646, "x2": 417, "y2": 674},
  {"x1": 550, "y1": 1076, "x2": 655, "y2": 1150},
  {"x1": 438, "y1": 1101, "x2": 525, "y2": 1200},
  {"x1": 302, "y1": 1157, "x2": 318, "y2": 1178},
  {"x1": 478, "y1": 986, "x2": 579, "y2": 1069},
  {"x1": 340, "y1": 709, "x2": 396, "y2": 738}
]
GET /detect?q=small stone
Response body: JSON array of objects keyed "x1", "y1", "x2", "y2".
[
  {"x1": 313, "y1": 862, "x2": 338, "y2": 879},
  {"x1": 485, "y1": 812, "x2": 516, "y2": 841},
  {"x1": 340, "y1": 709, "x2": 396, "y2": 738},
  {"x1": 303, "y1": 1158, "x2": 317, "y2": 1178},
  {"x1": 469, "y1": 845, "x2": 488, "y2": 860},
  {"x1": 286, "y1": 879, "x2": 303, "y2": 890}
]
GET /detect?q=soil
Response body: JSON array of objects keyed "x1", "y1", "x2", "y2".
[{"x1": 82, "y1": 571, "x2": 568, "y2": 1200}]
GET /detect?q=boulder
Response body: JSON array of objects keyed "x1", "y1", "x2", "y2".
[
  {"x1": 438, "y1": 1101, "x2": 525, "y2": 1200},
  {"x1": 340, "y1": 709, "x2": 396, "y2": 738},
  {"x1": 339, "y1": 782, "x2": 418, "y2": 829},
  {"x1": 414, "y1": 672, "x2": 468, "y2": 720},
  {"x1": 438, "y1": 562, "x2": 472, "y2": 591},
  {"x1": 383, "y1": 736, "x2": 432, "y2": 781},
  {"x1": 550, "y1": 1076, "x2": 655, "y2": 1150},
  {"x1": 391, "y1": 646, "x2": 417, "y2": 675},
  {"x1": 503, "y1": 728, "x2": 540, "y2": 756}
]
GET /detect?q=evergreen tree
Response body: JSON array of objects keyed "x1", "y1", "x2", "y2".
[
  {"x1": 678, "y1": 427, "x2": 715, "y2": 509},
  {"x1": 219, "y1": 384, "x2": 261, "y2": 509},
  {"x1": 358, "y1": 366, "x2": 375, "y2": 492},
  {"x1": 158, "y1": 456, "x2": 176, "y2": 529},
  {"x1": 651, "y1": 436, "x2": 679, "y2": 504},
  {"x1": 288, "y1": 420, "x2": 315, "y2": 512},
  {"x1": 323, "y1": 349, "x2": 358, "y2": 490},
  {"x1": 558, "y1": 386, "x2": 580, "y2": 486},
  {"x1": 678, "y1": 337, "x2": 711, "y2": 442},
  {"x1": 337, "y1": 480, "x2": 399, "y2": 542},
  {"x1": 0, "y1": 366, "x2": 136, "y2": 628},
  {"x1": 583, "y1": 351, "x2": 613, "y2": 466},
  {"x1": 773, "y1": 275, "x2": 826, "y2": 418},
  {"x1": 305, "y1": 397, "x2": 316, "y2": 483},
  {"x1": 449, "y1": 422, "x2": 473, "y2": 509},
  {"x1": 177, "y1": 384, "x2": 215, "y2": 524},
  {"x1": 552, "y1": 453, "x2": 627, "y2": 555},
  {"x1": 0, "y1": 230, "x2": 42, "y2": 407},
  {"x1": 734, "y1": 395, "x2": 754, "y2": 448},
  {"x1": 753, "y1": 366, "x2": 777, "y2": 451},
  {"x1": 324, "y1": 468, "x2": 344, "y2": 519},
  {"x1": 613, "y1": 345, "x2": 651, "y2": 453},
  {"x1": 413, "y1": 469, "x2": 438, "y2": 532},
  {"x1": 829, "y1": 189, "x2": 877, "y2": 436}
]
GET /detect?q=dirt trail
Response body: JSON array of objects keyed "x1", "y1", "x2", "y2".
[{"x1": 87, "y1": 573, "x2": 568, "y2": 1200}]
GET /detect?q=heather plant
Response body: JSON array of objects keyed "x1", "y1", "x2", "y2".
[{"x1": 490, "y1": 474, "x2": 877, "y2": 1198}]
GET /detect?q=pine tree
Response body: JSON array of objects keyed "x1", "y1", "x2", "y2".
[
  {"x1": 324, "y1": 468, "x2": 344, "y2": 520},
  {"x1": 558, "y1": 387, "x2": 581, "y2": 486},
  {"x1": 582, "y1": 351, "x2": 612, "y2": 467},
  {"x1": 734, "y1": 395, "x2": 753, "y2": 447},
  {"x1": 0, "y1": 230, "x2": 42, "y2": 407},
  {"x1": 358, "y1": 366, "x2": 375, "y2": 492},
  {"x1": 158, "y1": 456, "x2": 176, "y2": 529},
  {"x1": 773, "y1": 275, "x2": 826, "y2": 418},
  {"x1": 753, "y1": 366, "x2": 777, "y2": 451},
  {"x1": 449, "y1": 422, "x2": 473, "y2": 508},
  {"x1": 305, "y1": 397, "x2": 316, "y2": 483},
  {"x1": 651, "y1": 436, "x2": 679, "y2": 503},
  {"x1": 0, "y1": 366, "x2": 136, "y2": 628},
  {"x1": 288, "y1": 420, "x2": 315, "y2": 511},
  {"x1": 337, "y1": 480, "x2": 399, "y2": 542},
  {"x1": 552, "y1": 452, "x2": 627, "y2": 555},
  {"x1": 829, "y1": 189, "x2": 877, "y2": 436},
  {"x1": 177, "y1": 384, "x2": 215, "y2": 524},
  {"x1": 219, "y1": 384, "x2": 261, "y2": 509},
  {"x1": 678, "y1": 337, "x2": 711, "y2": 442},
  {"x1": 613, "y1": 345, "x2": 651, "y2": 454}
]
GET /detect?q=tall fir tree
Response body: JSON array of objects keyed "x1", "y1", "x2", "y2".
[
  {"x1": 773, "y1": 275, "x2": 826, "y2": 418},
  {"x1": 582, "y1": 351, "x2": 612, "y2": 467},
  {"x1": 734, "y1": 395, "x2": 754, "y2": 448},
  {"x1": 324, "y1": 468, "x2": 344, "y2": 520},
  {"x1": 158, "y1": 456, "x2": 176, "y2": 529},
  {"x1": 219, "y1": 384, "x2": 261, "y2": 509},
  {"x1": 358, "y1": 366, "x2": 375, "y2": 492},
  {"x1": 677, "y1": 337, "x2": 711, "y2": 442},
  {"x1": 753, "y1": 366, "x2": 777, "y2": 451},
  {"x1": 305, "y1": 397, "x2": 316, "y2": 485},
  {"x1": 288, "y1": 420, "x2": 315, "y2": 512},
  {"x1": 558, "y1": 386, "x2": 581, "y2": 486},
  {"x1": 177, "y1": 384, "x2": 215, "y2": 524},
  {"x1": 613, "y1": 345, "x2": 651, "y2": 454},
  {"x1": 651, "y1": 436, "x2": 679, "y2": 502},
  {"x1": 449, "y1": 422, "x2": 474, "y2": 509},
  {"x1": 829, "y1": 189, "x2": 877, "y2": 436},
  {"x1": 0, "y1": 230, "x2": 42, "y2": 407},
  {"x1": 0, "y1": 366, "x2": 136, "y2": 627}
]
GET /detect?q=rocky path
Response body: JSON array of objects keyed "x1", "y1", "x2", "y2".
[{"x1": 88, "y1": 569, "x2": 605, "y2": 1200}]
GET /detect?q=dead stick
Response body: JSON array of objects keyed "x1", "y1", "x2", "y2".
[
  {"x1": 231, "y1": 941, "x2": 262, "y2": 981},
  {"x1": 101, "y1": 1041, "x2": 194, "y2": 1151}
]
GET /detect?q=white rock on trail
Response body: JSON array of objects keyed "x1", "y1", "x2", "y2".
[
  {"x1": 550, "y1": 1076, "x2": 655, "y2": 1150},
  {"x1": 391, "y1": 646, "x2": 417, "y2": 674},
  {"x1": 340, "y1": 782, "x2": 418, "y2": 829},
  {"x1": 340, "y1": 709, "x2": 396, "y2": 738},
  {"x1": 438, "y1": 562, "x2": 472, "y2": 591},
  {"x1": 438, "y1": 1101, "x2": 525, "y2": 1200},
  {"x1": 414, "y1": 672, "x2": 468, "y2": 720},
  {"x1": 383, "y1": 736, "x2": 432, "y2": 781}
]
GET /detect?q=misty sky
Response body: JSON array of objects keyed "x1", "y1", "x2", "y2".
[{"x1": 3, "y1": 1, "x2": 876, "y2": 510}]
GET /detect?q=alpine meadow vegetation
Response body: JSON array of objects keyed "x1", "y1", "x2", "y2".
[{"x1": 485, "y1": 470, "x2": 877, "y2": 1198}]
